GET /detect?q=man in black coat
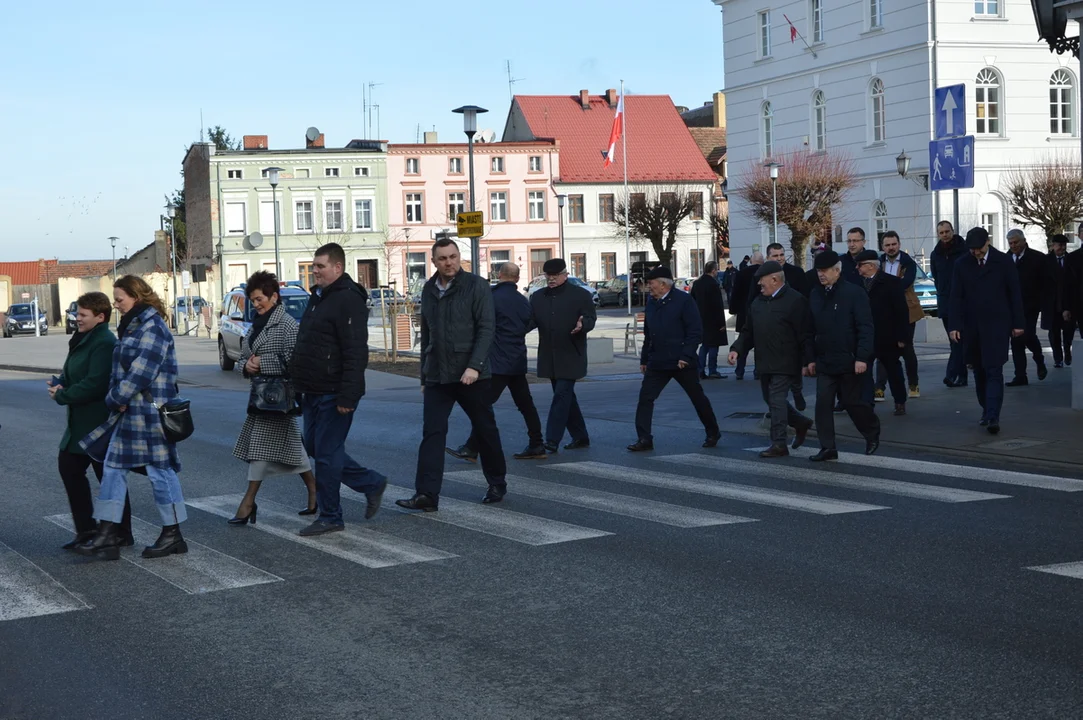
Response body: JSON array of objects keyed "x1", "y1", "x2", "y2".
[
  {"x1": 396, "y1": 238, "x2": 507, "y2": 512},
  {"x1": 1046, "y1": 234, "x2": 1077, "y2": 368},
  {"x1": 877, "y1": 231, "x2": 922, "y2": 398},
  {"x1": 629, "y1": 266, "x2": 720, "y2": 451},
  {"x1": 730, "y1": 251, "x2": 763, "y2": 379},
  {"x1": 766, "y1": 241, "x2": 809, "y2": 409},
  {"x1": 840, "y1": 227, "x2": 867, "y2": 286},
  {"x1": 1005, "y1": 229, "x2": 1050, "y2": 385},
  {"x1": 931, "y1": 220, "x2": 968, "y2": 386},
  {"x1": 855, "y1": 250, "x2": 909, "y2": 415},
  {"x1": 728, "y1": 261, "x2": 814, "y2": 457},
  {"x1": 531, "y1": 258, "x2": 597, "y2": 453},
  {"x1": 291, "y1": 242, "x2": 387, "y2": 534},
  {"x1": 447, "y1": 263, "x2": 545, "y2": 462},
  {"x1": 805, "y1": 250, "x2": 881, "y2": 461},
  {"x1": 690, "y1": 262, "x2": 727, "y2": 379},
  {"x1": 948, "y1": 227, "x2": 1026, "y2": 434}
]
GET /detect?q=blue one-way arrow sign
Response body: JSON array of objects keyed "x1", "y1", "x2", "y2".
[{"x1": 935, "y1": 84, "x2": 966, "y2": 139}]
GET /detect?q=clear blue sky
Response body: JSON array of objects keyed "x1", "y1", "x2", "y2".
[{"x1": 0, "y1": 0, "x2": 724, "y2": 263}]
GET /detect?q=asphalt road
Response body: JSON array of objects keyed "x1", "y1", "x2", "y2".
[{"x1": 2, "y1": 369, "x2": 1082, "y2": 719}]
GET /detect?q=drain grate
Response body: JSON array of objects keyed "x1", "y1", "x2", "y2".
[{"x1": 726, "y1": 411, "x2": 765, "y2": 419}]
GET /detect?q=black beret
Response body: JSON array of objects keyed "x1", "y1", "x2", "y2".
[
  {"x1": 1051, "y1": 234, "x2": 1069, "y2": 246},
  {"x1": 646, "y1": 265, "x2": 673, "y2": 280},
  {"x1": 754, "y1": 260, "x2": 783, "y2": 278},
  {"x1": 965, "y1": 227, "x2": 989, "y2": 249},
  {"x1": 814, "y1": 249, "x2": 840, "y2": 270},
  {"x1": 542, "y1": 258, "x2": 567, "y2": 274},
  {"x1": 855, "y1": 249, "x2": 879, "y2": 263}
]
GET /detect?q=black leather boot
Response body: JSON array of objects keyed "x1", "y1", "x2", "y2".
[
  {"x1": 74, "y1": 521, "x2": 121, "y2": 561},
  {"x1": 141, "y1": 524, "x2": 188, "y2": 559}
]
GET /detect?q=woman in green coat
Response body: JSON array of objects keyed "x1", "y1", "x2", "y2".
[{"x1": 48, "y1": 291, "x2": 132, "y2": 549}]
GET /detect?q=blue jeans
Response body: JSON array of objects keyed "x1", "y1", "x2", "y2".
[
  {"x1": 302, "y1": 393, "x2": 386, "y2": 526},
  {"x1": 546, "y1": 379, "x2": 589, "y2": 446},
  {"x1": 96, "y1": 466, "x2": 186, "y2": 526},
  {"x1": 697, "y1": 345, "x2": 719, "y2": 374}
]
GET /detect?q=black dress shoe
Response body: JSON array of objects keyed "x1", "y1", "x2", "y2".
[
  {"x1": 759, "y1": 444, "x2": 789, "y2": 458},
  {"x1": 708, "y1": 372, "x2": 724, "y2": 379},
  {"x1": 75, "y1": 521, "x2": 121, "y2": 561},
  {"x1": 865, "y1": 438, "x2": 880, "y2": 455},
  {"x1": 514, "y1": 444, "x2": 548, "y2": 460},
  {"x1": 792, "y1": 422, "x2": 812, "y2": 449},
  {"x1": 141, "y1": 524, "x2": 188, "y2": 559},
  {"x1": 365, "y1": 479, "x2": 387, "y2": 519},
  {"x1": 63, "y1": 530, "x2": 97, "y2": 551},
  {"x1": 482, "y1": 484, "x2": 507, "y2": 504},
  {"x1": 445, "y1": 445, "x2": 478, "y2": 462},
  {"x1": 564, "y1": 439, "x2": 590, "y2": 450},
  {"x1": 394, "y1": 493, "x2": 439, "y2": 512},
  {"x1": 298, "y1": 504, "x2": 319, "y2": 516},
  {"x1": 702, "y1": 432, "x2": 721, "y2": 448},
  {"x1": 793, "y1": 391, "x2": 807, "y2": 412},
  {"x1": 544, "y1": 442, "x2": 559, "y2": 454},
  {"x1": 299, "y1": 520, "x2": 347, "y2": 536},
  {"x1": 1037, "y1": 362, "x2": 1048, "y2": 381},
  {"x1": 978, "y1": 417, "x2": 989, "y2": 426},
  {"x1": 627, "y1": 439, "x2": 654, "y2": 452},
  {"x1": 1005, "y1": 377, "x2": 1028, "y2": 387},
  {"x1": 809, "y1": 448, "x2": 839, "y2": 462},
  {"x1": 699, "y1": 372, "x2": 709, "y2": 380},
  {"x1": 1055, "y1": 361, "x2": 1065, "y2": 369},
  {"x1": 987, "y1": 422, "x2": 1001, "y2": 435}
]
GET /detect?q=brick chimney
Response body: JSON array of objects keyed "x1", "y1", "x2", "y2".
[
  {"x1": 605, "y1": 89, "x2": 618, "y2": 109},
  {"x1": 713, "y1": 91, "x2": 726, "y2": 129},
  {"x1": 306, "y1": 133, "x2": 326, "y2": 149},
  {"x1": 243, "y1": 135, "x2": 268, "y2": 150},
  {"x1": 579, "y1": 89, "x2": 590, "y2": 110}
]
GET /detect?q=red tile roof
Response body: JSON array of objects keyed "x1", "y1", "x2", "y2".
[
  {"x1": 687, "y1": 127, "x2": 727, "y2": 176},
  {"x1": 44, "y1": 261, "x2": 115, "y2": 282},
  {"x1": 0, "y1": 259, "x2": 57, "y2": 285},
  {"x1": 510, "y1": 93, "x2": 716, "y2": 184}
]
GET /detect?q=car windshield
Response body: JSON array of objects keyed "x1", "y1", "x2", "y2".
[
  {"x1": 915, "y1": 265, "x2": 931, "y2": 281},
  {"x1": 10, "y1": 304, "x2": 32, "y2": 315}
]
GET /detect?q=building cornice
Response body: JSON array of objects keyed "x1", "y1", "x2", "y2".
[{"x1": 724, "y1": 42, "x2": 931, "y2": 94}]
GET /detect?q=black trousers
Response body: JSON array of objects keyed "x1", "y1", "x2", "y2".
[
  {"x1": 814, "y1": 372, "x2": 880, "y2": 450},
  {"x1": 462, "y1": 374, "x2": 543, "y2": 450},
  {"x1": 1049, "y1": 313, "x2": 1076, "y2": 365},
  {"x1": 872, "y1": 349, "x2": 907, "y2": 405},
  {"x1": 634, "y1": 366, "x2": 719, "y2": 442},
  {"x1": 1010, "y1": 310, "x2": 1045, "y2": 378},
  {"x1": 416, "y1": 380, "x2": 506, "y2": 498},
  {"x1": 760, "y1": 374, "x2": 811, "y2": 444},
  {"x1": 58, "y1": 450, "x2": 131, "y2": 536}
]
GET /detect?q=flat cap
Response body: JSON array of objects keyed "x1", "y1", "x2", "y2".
[
  {"x1": 814, "y1": 249, "x2": 841, "y2": 270},
  {"x1": 855, "y1": 249, "x2": 879, "y2": 263},
  {"x1": 1051, "y1": 233, "x2": 1069, "y2": 246},
  {"x1": 542, "y1": 258, "x2": 567, "y2": 274},
  {"x1": 754, "y1": 260, "x2": 783, "y2": 278},
  {"x1": 965, "y1": 227, "x2": 990, "y2": 249},
  {"x1": 646, "y1": 265, "x2": 673, "y2": 280}
]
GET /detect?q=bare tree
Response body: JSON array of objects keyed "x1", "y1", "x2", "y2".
[
  {"x1": 709, "y1": 208, "x2": 729, "y2": 260},
  {"x1": 736, "y1": 150, "x2": 857, "y2": 267},
  {"x1": 1003, "y1": 154, "x2": 1083, "y2": 245},
  {"x1": 613, "y1": 186, "x2": 700, "y2": 268}
]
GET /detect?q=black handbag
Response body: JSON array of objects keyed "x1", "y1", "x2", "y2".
[
  {"x1": 248, "y1": 375, "x2": 300, "y2": 416},
  {"x1": 156, "y1": 398, "x2": 194, "y2": 443}
]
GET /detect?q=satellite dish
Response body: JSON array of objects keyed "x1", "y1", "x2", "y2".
[
  {"x1": 248, "y1": 231, "x2": 264, "y2": 248},
  {"x1": 306, "y1": 126, "x2": 321, "y2": 142}
]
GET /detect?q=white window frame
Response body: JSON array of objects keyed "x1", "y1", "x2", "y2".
[
  {"x1": 974, "y1": 0, "x2": 1000, "y2": 16},
  {"x1": 406, "y1": 158, "x2": 420, "y2": 175},
  {"x1": 225, "y1": 201, "x2": 246, "y2": 235},
  {"x1": 354, "y1": 199, "x2": 373, "y2": 231},
  {"x1": 976, "y1": 68, "x2": 1003, "y2": 136},
  {"x1": 448, "y1": 157, "x2": 463, "y2": 174},
  {"x1": 354, "y1": 166, "x2": 370, "y2": 177},
  {"x1": 325, "y1": 167, "x2": 340, "y2": 178},
  {"x1": 295, "y1": 201, "x2": 313, "y2": 233},
  {"x1": 448, "y1": 192, "x2": 465, "y2": 220},
  {"x1": 873, "y1": 201, "x2": 889, "y2": 241},
  {"x1": 870, "y1": 78, "x2": 886, "y2": 144},
  {"x1": 259, "y1": 200, "x2": 279, "y2": 234},
  {"x1": 528, "y1": 190, "x2": 545, "y2": 221},
  {"x1": 812, "y1": 90, "x2": 827, "y2": 152},
  {"x1": 810, "y1": 0, "x2": 823, "y2": 43},
  {"x1": 491, "y1": 156, "x2": 505, "y2": 173},
  {"x1": 1051, "y1": 69, "x2": 1075, "y2": 136},
  {"x1": 529, "y1": 156, "x2": 543, "y2": 172},
  {"x1": 325, "y1": 200, "x2": 343, "y2": 231},
  {"x1": 762, "y1": 101, "x2": 774, "y2": 159},
  {"x1": 758, "y1": 11, "x2": 772, "y2": 58},
  {"x1": 490, "y1": 191, "x2": 508, "y2": 221},
  {"x1": 870, "y1": 0, "x2": 882, "y2": 28},
  {"x1": 405, "y1": 193, "x2": 423, "y2": 224},
  {"x1": 227, "y1": 169, "x2": 243, "y2": 179}
]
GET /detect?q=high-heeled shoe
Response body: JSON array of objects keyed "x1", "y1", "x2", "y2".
[
  {"x1": 298, "y1": 504, "x2": 318, "y2": 516},
  {"x1": 228, "y1": 503, "x2": 257, "y2": 525}
]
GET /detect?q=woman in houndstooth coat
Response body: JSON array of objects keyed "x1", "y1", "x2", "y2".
[{"x1": 229, "y1": 271, "x2": 317, "y2": 525}]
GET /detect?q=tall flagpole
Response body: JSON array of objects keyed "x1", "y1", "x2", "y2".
[{"x1": 623, "y1": 79, "x2": 631, "y2": 315}]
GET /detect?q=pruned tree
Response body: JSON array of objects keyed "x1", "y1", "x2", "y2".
[
  {"x1": 736, "y1": 150, "x2": 857, "y2": 268},
  {"x1": 1002, "y1": 154, "x2": 1083, "y2": 245},
  {"x1": 709, "y1": 207, "x2": 729, "y2": 259},
  {"x1": 613, "y1": 186, "x2": 700, "y2": 268}
]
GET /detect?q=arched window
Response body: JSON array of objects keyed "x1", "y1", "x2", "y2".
[
  {"x1": 762, "y1": 102, "x2": 774, "y2": 159},
  {"x1": 873, "y1": 201, "x2": 889, "y2": 242},
  {"x1": 870, "y1": 78, "x2": 886, "y2": 143},
  {"x1": 1051, "y1": 69, "x2": 1074, "y2": 135},
  {"x1": 976, "y1": 68, "x2": 1002, "y2": 135},
  {"x1": 813, "y1": 91, "x2": 827, "y2": 152}
]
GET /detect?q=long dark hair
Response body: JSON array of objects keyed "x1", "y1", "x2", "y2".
[{"x1": 114, "y1": 275, "x2": 168, "y2": 318}]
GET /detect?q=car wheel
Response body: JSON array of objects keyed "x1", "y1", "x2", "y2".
[
  {"x1": 218, "y1": 336, "x2": 235, "y2": 371},
  {"x1": 42, "y1": 328, "x2": 48, "y2": 336},
  {"x1": 66, "y1": 325, "x2": 73, "y2": 335}
]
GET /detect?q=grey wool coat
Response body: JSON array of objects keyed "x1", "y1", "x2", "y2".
[{"x1": 233, "y1": 303, "x2": 307, "y2": 467}]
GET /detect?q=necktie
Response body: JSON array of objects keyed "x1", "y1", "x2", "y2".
[
  {"x1": 979, "y1": 258, "x2": 985, "y2": 268},
  {"x1": 1060, "y1": 257, "x2": 1065, "y2": 268}
]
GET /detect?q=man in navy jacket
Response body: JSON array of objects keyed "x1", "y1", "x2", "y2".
[
  {"x1": 628, "y1": 266, "x2": 720, "y2": 451},
  {"x1": 447, "y1": 263, "x2": 545, "y2": 461},
  {"x1": 931, "y1": 220, "x2": 968, "y2": 386}
]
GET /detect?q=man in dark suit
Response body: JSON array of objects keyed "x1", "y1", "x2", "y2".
[
  {"x1": 730, "y1": 251, "x2": 763, "y2": 380},
  {"x1": 930, "y1": 220, "x2": 969, "y2": 386},
  {"x1": 948, "y1": 227, "x2": 1025, "y2": 434},
  {"x1": 1005, "y1": 229, "x2": 1049, "y2": 385},
  {"x1": 805, "y1": 250, "x2": 881, "y2": 461},
  {"x1": 1047, "y1": 234, "x2": 1076, "y2": 368},
  {"x1": 840, "y1": 227, "x2": 867, "y2": 286},
  {"x1": 855, "y1": 250, "x2": 910, "y2": 416},
  {"x1": 690, "y1": 262, "x2": 727, "y2": 379},
  {"x1": 878, "y1": 231, "x2": 922, "y2": 398}
]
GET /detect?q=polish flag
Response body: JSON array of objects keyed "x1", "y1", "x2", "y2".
[
  {"x1": 603, "y1": 94, "x2": 624, "y2": 168},
  {"x1": 784, "y1": 14, "x2": 798, "y2": 42}
]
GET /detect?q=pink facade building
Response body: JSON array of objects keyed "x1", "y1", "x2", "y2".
[{"x1": 386, "y1": 139, "x2": 561, "y2": 292}]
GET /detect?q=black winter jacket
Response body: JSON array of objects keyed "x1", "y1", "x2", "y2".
[
  {"x1": 807, "y1": 280, "x2": 875, "y2": 375},
  {"x1": 489, "y1": 281, "x2": 532, "y2": 376},
  {"x1": 531, "y1": 282, "x2": 597, "y2": 380},
  {"x1": 863, "y1": 273, "x2": 910, "y2": 356},
  {"x1": 289, "y1": 273, "x2": 369, "y2": 408},
  {"x1": 640, "y1": 289, "x2": 702, "y2": 370},
  {"x1": 419, "y1": 270, "x2": 494, "y2": 385},
  {"x1": 930, "y1": 235, "x2": 966, "y2": 315},
  {"x1": 730, "y1": 285, "x2": 813, "y2": 377}
]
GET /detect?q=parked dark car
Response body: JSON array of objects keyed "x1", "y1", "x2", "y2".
[
  {"x1": 65, "y1": 301, "x2": 78, "y2": 334},
  {"x1": 3, "y1": 303, "x2": 48, "y2": 337},
  {"x1": 595, "y1": 275, "x2": 644, "y2": 307}
]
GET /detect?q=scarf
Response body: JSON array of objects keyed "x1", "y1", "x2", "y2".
[
  {"x1": 248, "y1": 302, "x2": 276, "y2": 348},
  {"x1": 68, "y1": 330, "x2": 85, "y2": 351},
  {"x1": 117, "y1": 303, "x2": 149, "y2": 339}
]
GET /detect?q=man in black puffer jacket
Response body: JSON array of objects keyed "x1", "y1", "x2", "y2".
[
  {"x1": 290, "y1": 243, "x2": 387, "y2": 536},
  {"x1": 931, "y1": 220, "x2": 968, "y2": 386}
]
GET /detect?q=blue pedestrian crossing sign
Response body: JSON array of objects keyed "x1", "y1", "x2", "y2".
[
  {"x1": 935, "y1": 84, "x2": 966, "y2": 139},
  {"x1": 929, "y1": 136, "x2": 974, "y2": 191}
]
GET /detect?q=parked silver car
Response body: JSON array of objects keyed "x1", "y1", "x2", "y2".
[{"x1": 525, "y1": 275, "x2": 600, "y2": 305}]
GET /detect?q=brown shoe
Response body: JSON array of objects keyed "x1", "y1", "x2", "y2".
[
  {"x1": 791, "y1": 422, "x2": 812, "y2": 449},
  {"x1": 894, "y1": 403, "x2": 906, "y2": 416},
  {"x1": 759, "y1": 444, "x2": 789, "y2": 458}
]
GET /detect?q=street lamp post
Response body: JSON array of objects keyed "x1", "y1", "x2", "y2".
[
  {"x1": 109, "y1": 236, "x2": 118, "y2": 282},
  {"x1": 265, "y1": 167, "x2": 283, "y2": 278},
  {"x1": 216, "y1": 239, "x2": 225, "y2": 322},
  {"x1": 453, "y1": 105, "x2": 488, "y2": 275},
  {"x1": 765, "y1": 162, "x2": 782, "y2": 245},
  {"x1": 165, "y1": 203, "x2": 178, "y2": 327},
  {"x1": 556, "y1": 194, "x2": 566, "y2": 260}
]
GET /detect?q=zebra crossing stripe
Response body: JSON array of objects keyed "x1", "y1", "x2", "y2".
[
  {"x1": 551, "y1": 462, "x2": 888, "y2": 515},
  {"x1": 0, "y1": 538, "x2": 90, "y2": 622},
  {"x1": 752, "y1": 447, "x2": 1083, "y2": 493},
  {"x1": 1026, "y1": 561, "x2": 1083, "y2": 580},
  {"x1": 186, "y1": 496, "x2": 457, "y2": 569},
  {"x1": 672, "y1": 454, "x2": 1010, "y2": 503},
  {"x1": 44, "y1": 514, "x2": 283, "y2": 594},
  {"x1": 445, "y1": 471, "x2": 757, "y2": 528}
]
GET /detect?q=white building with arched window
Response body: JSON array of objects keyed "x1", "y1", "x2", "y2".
[{"x1": 713, "y1": 0, "x2": 1080, "y2": 264}]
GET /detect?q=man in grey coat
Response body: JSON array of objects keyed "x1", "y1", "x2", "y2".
[
  {"x1": 531, "y1": 258, "x2": 597, "y2": 453},
  {"x1": 396, "y1": 238, "x2": 507, "y2": 511}
]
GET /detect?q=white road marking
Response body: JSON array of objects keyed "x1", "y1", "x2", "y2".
[
  {"x1": 0, "y1": 539, "x2": 90, "y2": 622},
  {"x1": 445, "y1": 471, "x2": 757, "y2": 528},
  {"x1": 187, "y1": 496, "x2": 457, "y2": 569},
  {"x1": 747, "y1": 446, "x2": 1083, "y2": 493},
  {"x1": 673, "y1": 454, "x2": 1010, "y2": 503},
  {"x1": 1026, "y1": 561, "x2": 1083, "y2": 580},
  {"x1": 551, "y1": 462, "x2": 888, "y2": 515},
  {"x1": 351, "y1": 485, "x2": 613, "y2": 546},
  {"x1": 44, "y1": 514, "x2": 282, "y2": 595}
]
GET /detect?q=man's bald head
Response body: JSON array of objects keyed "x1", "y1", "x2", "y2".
[
  {"x1": 750, "y1": 251, "x2": 764, "y2": 265},
  {"x1": 498, "y1": 262, "x2": 520, "y2": 282}
]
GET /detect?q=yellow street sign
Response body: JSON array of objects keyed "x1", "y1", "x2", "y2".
[{"x1": 457, "y1": 211, "x2": 484, "y2": 238}]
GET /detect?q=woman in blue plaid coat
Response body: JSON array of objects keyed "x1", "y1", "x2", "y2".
[{"x1": 77, "y1": 275, "x2": 187, "y2": 561}]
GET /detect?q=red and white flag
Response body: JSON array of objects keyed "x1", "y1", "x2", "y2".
[
  {"x1": 603, "y1": 93, "x2": 624, "y2": 168},
  {"x1": 784, "y1": 14, "x2": 798, "y2": 42}
]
